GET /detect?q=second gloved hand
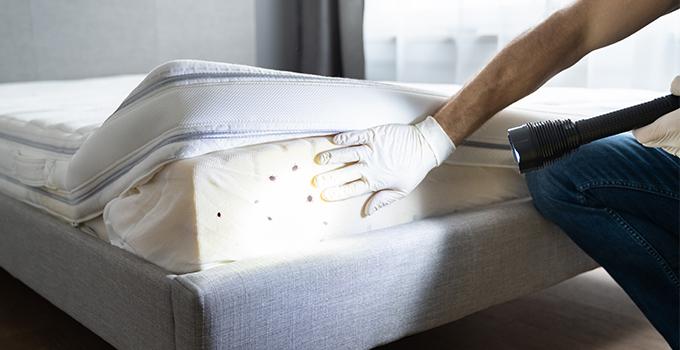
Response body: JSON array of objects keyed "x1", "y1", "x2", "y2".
[
  {"x1": 314, "y1": 116, "x2": 455, "y2": 216},
  {"x1": 633, "y1": 75, "x2": 680, "y2": 157}
]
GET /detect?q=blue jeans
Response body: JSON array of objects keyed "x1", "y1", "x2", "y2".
[{"x1": 526, "y1": 134, "x2": 679, "y2": 349}]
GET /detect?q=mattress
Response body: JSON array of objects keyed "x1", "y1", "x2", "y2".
[
  {"x1": 0, "y1": 60, "x2": 663, "y2": 273},
  {"x1": 0, "y1": 60, "x2": 662, "y2": 223}
]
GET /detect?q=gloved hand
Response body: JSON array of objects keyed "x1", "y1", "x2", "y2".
[
  {"x1": 314, "y1": 116, "x2": 455, "y2": 216},
  {"x1": 633, "y1": 76, "x2": 680, "y2": 157}
]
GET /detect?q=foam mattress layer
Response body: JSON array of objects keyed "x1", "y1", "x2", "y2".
[{"x1": 103, "y1": 136, "x2": 529, "y2": 273}]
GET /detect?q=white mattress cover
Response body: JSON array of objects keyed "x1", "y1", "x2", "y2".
[
  {"x1": 0, "y1": 75, "x2": 144, "y2": 221},
  {"x1": 0, "y1": 60, "x2": 663, "y2": 226}
]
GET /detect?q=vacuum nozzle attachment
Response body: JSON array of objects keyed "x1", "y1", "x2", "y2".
[{"x1": 508, "y1": 94, "x2": 679, "y2": 173}]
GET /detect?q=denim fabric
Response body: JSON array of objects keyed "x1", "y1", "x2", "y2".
[{"x1": 526, "y1": 134, "x2": 679, "y2": 349}]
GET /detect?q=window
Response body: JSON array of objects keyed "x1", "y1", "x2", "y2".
[{"x1": 364, "y1": 0, "x2": 680, "y2": 90}]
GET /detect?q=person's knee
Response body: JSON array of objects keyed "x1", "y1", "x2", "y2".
[
  {"x1": 525, "y1": 157, "x2": 581, "y2": 219},
  {"x1": 526, "y1": 134, "x2": 637, "y2": 215}
]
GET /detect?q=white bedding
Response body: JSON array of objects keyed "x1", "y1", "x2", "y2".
[
  {"x1": 0, "y1": 75, "x2": 144, "y2": 221},
  {"x1": 0, "y1": 60, "x2": 664, "y2": 272}
]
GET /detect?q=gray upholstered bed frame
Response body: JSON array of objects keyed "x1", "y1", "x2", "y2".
[
  {"x1": 0, "y1": 1, "x2": 596, "y2": 348},
  {"x1": 0, "y1": 193, "x2": 596, "y2": 349}
]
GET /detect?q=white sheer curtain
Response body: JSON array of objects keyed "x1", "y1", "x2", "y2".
[{"x1": 364, "y1": 0, "x2": 680, "y2": 91}]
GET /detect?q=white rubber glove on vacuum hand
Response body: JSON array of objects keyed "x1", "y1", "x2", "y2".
[
  {"x1": 633, "y1": 75, "x2": 680, "y2": 157},
  {"x1": 314, "y1": 116, "x2": 455, "y2": 216}
]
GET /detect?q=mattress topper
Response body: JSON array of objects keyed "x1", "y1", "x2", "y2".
[
  {"x1": 0, "y1": 60, "x2": 663, "y2": 222},
  {"x1": 0, "y1": 75, "x2": 144, "y2": 154}
]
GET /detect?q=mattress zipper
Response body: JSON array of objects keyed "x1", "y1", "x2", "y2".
[
  {"x1": 1, "y1": 72, "x2": 444, "y2": 154},
  {"x1": 3, "y1": 127, "x2": 512, "y2": 207},
  {"x1": 76, "y1": 133, "x2": 512, "y2": 203},
  {"x1": 71, "y1": 130, "x2": 512, "y2": 204},
  {"x1": 107, "y1": 71, "x2": 397, "y2": 122},
  {"x1": 0, "y1": 73, "x2": 362, "y2": 155},
  {"x1": 1, "y1": 69, "x2": 510, "y2": 208},
  {"x1": 0, "y1": 130, "x2": 80, "y2": 155},
  {"x1": 11, "y1": 129, "x2": 341, "y2": 205}
]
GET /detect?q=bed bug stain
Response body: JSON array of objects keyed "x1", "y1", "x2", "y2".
[
  {"x1": 217, "y1": 212, "x2": 221, "y2": 218},
  {"x1": 323, "y1": 221, "x2": 328, "y2": 226},
  {"x1": 307, "y1": 195, "x2": 313, "y2": 202},
  {"x1": 269, "y1": 175, "x2": 276, "y2": 181},
  {"x1": 292, "y1": 165, "x2": 298, "y2": 171},
  {"x1": 267, "y1": 216, "x2": 272, "y2": 221},
  {"x1": 254, "y1": 199, "x2": 259, "y2": 204}
]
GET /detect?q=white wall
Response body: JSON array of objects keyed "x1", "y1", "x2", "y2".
[
  {"x1": 0, "y1": 0, "x2": 257, "y2": 82},
  {"x1": 364, "y1": 0, "x2": 680, "y2": 90}
]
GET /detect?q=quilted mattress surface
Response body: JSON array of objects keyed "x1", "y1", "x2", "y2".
[{"x1": 0, "y1": 75, "x2": 144, "y2": 221}]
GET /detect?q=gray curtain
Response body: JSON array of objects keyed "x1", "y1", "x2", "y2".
[
  {"x1": 256, "y1": 0, "x2": 365, "y2": 79},
  {"x1": 299, "y1": 0, "x2": 365, "y2": 78}
]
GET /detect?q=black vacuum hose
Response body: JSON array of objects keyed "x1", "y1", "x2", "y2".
[{"x1": 507, "y1": 94, "x2": 679, "y2": 173}]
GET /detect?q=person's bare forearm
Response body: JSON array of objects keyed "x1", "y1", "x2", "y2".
[
  {"x1": 434, "y1": 6, "x2": 587, "y2": 144},
  {"x1": 435, "y1": 0, "x2": 680, "y2": 145}
]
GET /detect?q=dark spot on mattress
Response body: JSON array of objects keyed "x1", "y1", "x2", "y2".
[
  {"x1": 267, "y1": 216, "x2": 272, "y2": 221},
  {"x1": 217, "y1": 212, "x2": 221, "y2": 218},
  {"x1": 254, "y1": 200, "x2": 259, "y2": 204},
  {"x1": 292, "y1": 165, "x2": 298, "y2": 171},
  {"x1": 323, "y1": 221, "x2": 328, "y2": 226},
  {"x1": 269, "y1": 175, "x2": 276, "y2": 181},
  {"x1": 307, "y1": 195, "x2": 313, "y2": 202}
]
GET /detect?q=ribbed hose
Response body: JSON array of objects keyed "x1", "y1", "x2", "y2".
[
  {"x1": 509, "y1": 94, "x2": 680, "y2": 173},
  {"x1": 576, "y1": 94, "x2": 679, "y2": 143},
  {"x1": 525, "y1": 119, "x2": 580, "y2": 168}
]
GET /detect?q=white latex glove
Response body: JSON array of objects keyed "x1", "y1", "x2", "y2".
[
  {"x1": 313, "y1": 116, "x2": 455, "y2": 216},
  {"x1": 633, "y1": 75, "x2": 680, "y2": 157}
]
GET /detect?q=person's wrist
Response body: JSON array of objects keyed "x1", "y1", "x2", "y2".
[{"x1": 415, "y1": 116, "x2": 456, "y2": 166}]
